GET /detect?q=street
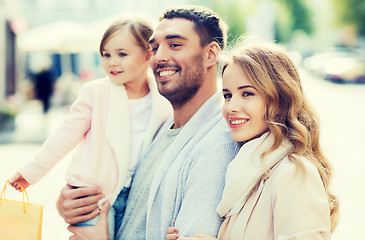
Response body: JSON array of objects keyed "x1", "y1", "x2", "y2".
[{"x1": 0, "y1": 68, "x2": 365, "y2": 239}]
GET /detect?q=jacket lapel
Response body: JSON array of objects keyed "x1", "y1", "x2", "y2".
[
  {"x1": 146, "y1": 93, "x2": 223, "y2": 218},
  {"x1": 105, "y1": 80, "x2": 131, "y2": 194}
]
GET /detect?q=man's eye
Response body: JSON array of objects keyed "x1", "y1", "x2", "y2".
[
  {"x1": 150, "y1": 45, "x2": 158, "y2": 52},
  {"x1": 170, "y1": 43, "x2": 181, "y2": 48}
]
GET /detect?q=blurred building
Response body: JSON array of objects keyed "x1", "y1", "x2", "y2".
[
  {"x1": 1, "y1": 0, "x2": 187, "y2": 106},
  {"x1": 1, "y1": 0, "x2": 25, "y2": 106}
]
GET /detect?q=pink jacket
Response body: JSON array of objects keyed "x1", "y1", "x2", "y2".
[{"x1": 18, "y1": 76, "x2": 172, "y2": 204}]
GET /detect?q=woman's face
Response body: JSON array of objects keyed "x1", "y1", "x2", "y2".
[{"x1": 222, "y1": 63, "x2": 269, "y2": 142}]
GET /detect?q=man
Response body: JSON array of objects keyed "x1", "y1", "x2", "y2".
[{"x1": 59, "y1": 6, "x2": 239, "y2": 240}]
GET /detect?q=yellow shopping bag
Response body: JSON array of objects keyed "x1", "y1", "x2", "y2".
[{"x1": 0, "y1": 179, "x2": 43, "y2": 240}]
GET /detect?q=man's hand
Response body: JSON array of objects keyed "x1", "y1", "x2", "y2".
[
  {"x1": 166, "y1": 227, "x2": 218, "y2": 240},
  {"x1": 68, "y1": 201, "x2": 111, "y2": 240},
  {"x1": 166, "y1": 226, "x2": 180, "y2": 240},
  {"x1": 57, "y1": 184, "x2": 104, "y2": 224}
]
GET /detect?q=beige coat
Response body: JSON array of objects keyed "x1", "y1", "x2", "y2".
[{"x1": 217, "y1": 134, "x2": 331, "y2": 240}]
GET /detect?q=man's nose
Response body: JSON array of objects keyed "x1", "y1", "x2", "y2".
[{"x1": 153, "y1": 45, "x2": 170, "y2": 63}]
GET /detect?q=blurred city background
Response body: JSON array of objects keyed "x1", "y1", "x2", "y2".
[{"x1": 0, "y1": 0, "x2": 364, "y2": 239}]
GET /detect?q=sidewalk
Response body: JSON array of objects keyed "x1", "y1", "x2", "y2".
[
  {"x1": 0, "y1": 100, "x2": 72, "y2": 240},
  {"x1": 0, "y1": 100, "x2": 69, "y2": 144}
]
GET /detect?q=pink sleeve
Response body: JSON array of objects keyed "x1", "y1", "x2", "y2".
[{"x1": 18, "y1": 83, "x2": 94, "y2": 185}]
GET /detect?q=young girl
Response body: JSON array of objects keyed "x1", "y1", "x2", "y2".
[
  {"x1": 166, "y1": 37, "x2": 339, "y2": 239},
  {"x1": 9, "y1": 16, "x2": 171, "y2": 239}
]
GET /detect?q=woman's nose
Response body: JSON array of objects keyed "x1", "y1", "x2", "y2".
[{"x1": 226, "y1": 98, "x2": 240, "y2": 113}]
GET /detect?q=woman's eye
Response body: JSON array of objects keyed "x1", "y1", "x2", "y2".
[
  {"x1": 242, "y1": 92, "x2": 254, "y2": 97},
  {"x1": 119, "y1": 53, "x2": 127, "y2": 57},
  {"x1": 103, "y1": 53, "x2": 110, "y2": 58},
  {"x1": 223, "y1": 93, "x2": 232, "y2": 99}
]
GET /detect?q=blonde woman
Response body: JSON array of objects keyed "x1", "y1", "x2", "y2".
[{"x1": 167, "y1": 37, "x2": 339, "y2": 240}]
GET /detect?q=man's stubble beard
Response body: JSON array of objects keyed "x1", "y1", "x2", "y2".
[{"x1": 157, "y1": 53, "x2": 204, "y2": 109}]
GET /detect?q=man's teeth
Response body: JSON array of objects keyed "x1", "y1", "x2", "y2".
[
  {"x1": 159, "y1": 70, "x2": 175, "y2": 77},
  {"x1": 231, "y1": 119, "x2": 246, "y2": 125}
]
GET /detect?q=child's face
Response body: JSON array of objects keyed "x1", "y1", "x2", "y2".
[
  {"x1": 101, "y1": 28, "x2": 150, "y2": 86},
  {"x1": 222, "y1": 63, "x2": 269, "y2": 142}
]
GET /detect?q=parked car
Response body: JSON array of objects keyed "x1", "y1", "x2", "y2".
[{"x1": 303, "y1": 47, "x2": 365, "y2": 83}]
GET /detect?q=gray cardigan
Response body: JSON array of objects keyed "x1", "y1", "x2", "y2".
[{"x1": 146, "y1": 92, "x2": 239, "y2": 239}]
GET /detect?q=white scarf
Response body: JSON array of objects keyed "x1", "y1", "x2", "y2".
[{"x1": 216, "y1": 132, "x2": 293, "y2": 217}]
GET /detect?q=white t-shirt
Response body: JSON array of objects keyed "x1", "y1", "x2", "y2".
[{"x1": 124, "y1": 92, "x2": 152, "y2": 187}]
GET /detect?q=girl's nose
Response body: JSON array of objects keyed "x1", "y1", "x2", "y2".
[{"x1": 108, "y1": 57, "x2": 117, "y2": 66}]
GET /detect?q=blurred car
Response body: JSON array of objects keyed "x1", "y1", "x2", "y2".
[{"x1": 303, "y1": 47, "x2": 365, "y2": 84}]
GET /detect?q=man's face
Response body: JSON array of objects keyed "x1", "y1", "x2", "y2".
[{"x1": 149, "y1": 18, "x2": 205, "y2": 108}]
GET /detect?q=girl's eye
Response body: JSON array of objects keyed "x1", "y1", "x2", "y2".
[
  {"x1": 119, "y1": 53, "x2": 127, "y2": 57},
  {"x1": 223, "y1": 93, "x2": 232, "y2": 99},
  {"x1": 103, "y1": 53, "x2": 111, "y2": 58}
]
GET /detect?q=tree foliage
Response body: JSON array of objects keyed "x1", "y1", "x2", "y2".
[
  {"x1": 333, "y1": 0, "x2": 365, "y2": 36},
  {"x1": 275, "y1": 0, "x2": 313, "y2": 42}
]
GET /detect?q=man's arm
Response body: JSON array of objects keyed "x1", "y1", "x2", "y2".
[{"x1": 57, "y1": 184, "x2": 103, "y2": 224}]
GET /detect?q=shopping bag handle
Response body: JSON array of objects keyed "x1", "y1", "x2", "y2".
[{"x1": 0, "y1": 179, "x2": 29, "y2": 213}]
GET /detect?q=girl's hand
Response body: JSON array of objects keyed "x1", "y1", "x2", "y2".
[
  {"x1": 166, "y1": 226, "x2": 180, "y2": 240},
  {"x1": 68, "y1": 200, "x2": 110, "y2": 240},
  {"x1": 9, "y1": 172, "x2": 30, "y2": 191}
]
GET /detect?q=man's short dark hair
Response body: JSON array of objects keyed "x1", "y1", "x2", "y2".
[{"x1": 160, "y1": 5, "x2": 228, "y2": 50}]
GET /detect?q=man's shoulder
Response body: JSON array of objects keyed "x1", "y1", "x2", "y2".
[
  {"x1": 197, "y1": 116, "x2": 233, "y2": 143},
  {"x1": 189, "y1": 116, "x2": 238, "y2": 157}
]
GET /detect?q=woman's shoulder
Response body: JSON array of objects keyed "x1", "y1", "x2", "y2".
[{"x1": 268, "y1": 156, "x2": 323, "y2": 192}]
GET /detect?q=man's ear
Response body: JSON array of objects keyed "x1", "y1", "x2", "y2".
[{"x1": 205, "y1": 42, "x2": 220, "y2": 68}]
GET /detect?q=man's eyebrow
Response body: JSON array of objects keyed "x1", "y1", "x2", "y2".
[
  {"x1": 149, "y1": 34, "x2": 187, "y2": 45},
  {"x1": 165, "y1": 34, "x2": 187, "y2": 41}
]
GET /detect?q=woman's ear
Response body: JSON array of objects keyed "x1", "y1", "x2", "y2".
[{"x1": 205, "y1": 42, "x2": 220, "y2": 68}]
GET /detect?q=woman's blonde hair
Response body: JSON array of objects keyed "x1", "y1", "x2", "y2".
[
  {"x1": 222, "y1": 36, "x2": 339, "y2": 231},
  {"x1": 99, "y1": 16, "x2": 153, "y2": 56}
]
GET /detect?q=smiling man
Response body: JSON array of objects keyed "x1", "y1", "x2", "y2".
[{"x1": 58, "y1": 6, "x2": 239, "y2": 240}]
